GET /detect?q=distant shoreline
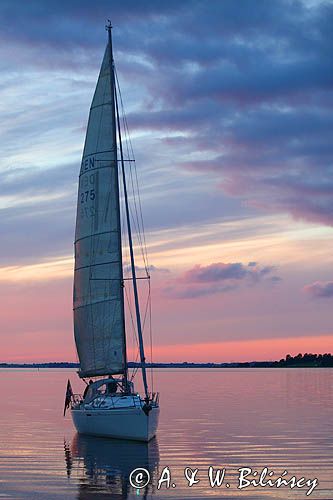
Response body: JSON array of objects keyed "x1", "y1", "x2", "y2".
[{"x1": 1, "y1": 353, "x2": 332, "y2": 369}]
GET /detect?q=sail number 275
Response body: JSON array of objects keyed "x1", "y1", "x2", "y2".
[
  {"x1": 80, "y1": 189, "x2": 95, "y2": 203},
  {"x1": 79, "y1": 172, "x2": 96, "y2": 218},
  {"x1": 80, "y1": 172, "x2": 96, "y2": 204}
]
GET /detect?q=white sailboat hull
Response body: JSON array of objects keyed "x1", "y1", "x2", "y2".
[{"x1": 71, "y1": 406, "x2": 159, "y2": 442}]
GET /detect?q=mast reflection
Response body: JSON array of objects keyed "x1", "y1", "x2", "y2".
[{"x1": 65, "y1": 433, "x2": 159, "y2": 499}]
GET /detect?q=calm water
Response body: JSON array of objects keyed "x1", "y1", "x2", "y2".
[{"x1": 0, "y1": 368, "x2": 332, "y2": 499}]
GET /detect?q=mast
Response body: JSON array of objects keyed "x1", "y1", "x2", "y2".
[
  {"x1": 116, "y1": 92, "x2": 149, "y2": 400},
  {"x1": 106, "y1": 21, "x2": 128, "y2": 385},
  {"x1": 109, "y1": 28, "x2": 150, "y2": 401}
]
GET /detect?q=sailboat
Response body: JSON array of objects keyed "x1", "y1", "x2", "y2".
[{"x1": 66, "y1": 22, "x2": 160, "y2": 442}]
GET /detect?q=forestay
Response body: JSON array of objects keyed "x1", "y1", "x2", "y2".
[{"x1": 73, "y1": 42, "x2": 125, "y2": 378}]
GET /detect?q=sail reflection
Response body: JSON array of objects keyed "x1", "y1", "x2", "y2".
[{"x1": 65, "y1": 434, "x2": 159, "y2": 499}]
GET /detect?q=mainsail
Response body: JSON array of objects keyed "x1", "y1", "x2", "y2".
[{"x1": 73, "y1": 41, "x2": 126, "y2": 378}]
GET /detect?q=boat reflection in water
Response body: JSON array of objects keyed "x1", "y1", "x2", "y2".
[{"x1": 64, "y1": 433, "x2": 159, "y2": 499}]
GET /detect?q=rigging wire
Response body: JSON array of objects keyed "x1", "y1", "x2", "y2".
[
  {"x1": 149, "y1": 278, "x2": 154, "y2": 393},
  {"x1": 115, "y1": 81, "x2": 139, "y2": 382},
  {"x1": 115, "y1": 69, "x2": 149, "y2": 273},
  {"x1": 124, "y1": 284, "x2": 140, "y2": 381},
  {"x1": 114, "y1": 64, "x2": 154, "y2": 385},
  {"x1": 124, "y1": 285, "x2": 139, "y2": 350}
]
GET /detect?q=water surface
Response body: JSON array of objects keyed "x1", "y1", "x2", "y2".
[{"x1": 0, "y1": 368, "x2": 332, "y2": 499}]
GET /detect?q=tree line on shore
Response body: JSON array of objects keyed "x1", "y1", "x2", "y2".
[
  {"x1": 277, "y1": 352, "x2": 333, "y2": 367},
  {"x1": 0, "y1": 353, "x2": 332, "y2": 368}
]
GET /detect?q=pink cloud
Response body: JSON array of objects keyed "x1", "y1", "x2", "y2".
[
  {"x1": 303, "y1": 281, "x2": 333, "y2": 299},
  {"x1": 164, "y1": 261, "x2": 280, "y2": 299}
]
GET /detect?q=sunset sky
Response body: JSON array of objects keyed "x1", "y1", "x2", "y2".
[{"x1": 1, "y1": 0, "x2": 332, "y2": 363}]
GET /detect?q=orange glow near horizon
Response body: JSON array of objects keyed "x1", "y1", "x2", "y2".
[
  {"x1": 144, "y1": 334, "x2": 333, "y2": 363},
  {"x1": 3, "y1": 334, "x2": 332, "y2": 364}
]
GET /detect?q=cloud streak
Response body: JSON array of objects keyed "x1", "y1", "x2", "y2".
[
  {"x1": 164, "y1": 262, "x2": 280, "y2": 299},
  {"x1": 303, "y1": 281, "x2": 333, "y2": 299}
]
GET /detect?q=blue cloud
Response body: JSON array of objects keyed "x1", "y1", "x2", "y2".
[
  {"x1": 304, "y1": 281, "x2": 333, "y2": 299},
  {"x1": 164, "y1": 262, "x2": 280, "y2": 299}
]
